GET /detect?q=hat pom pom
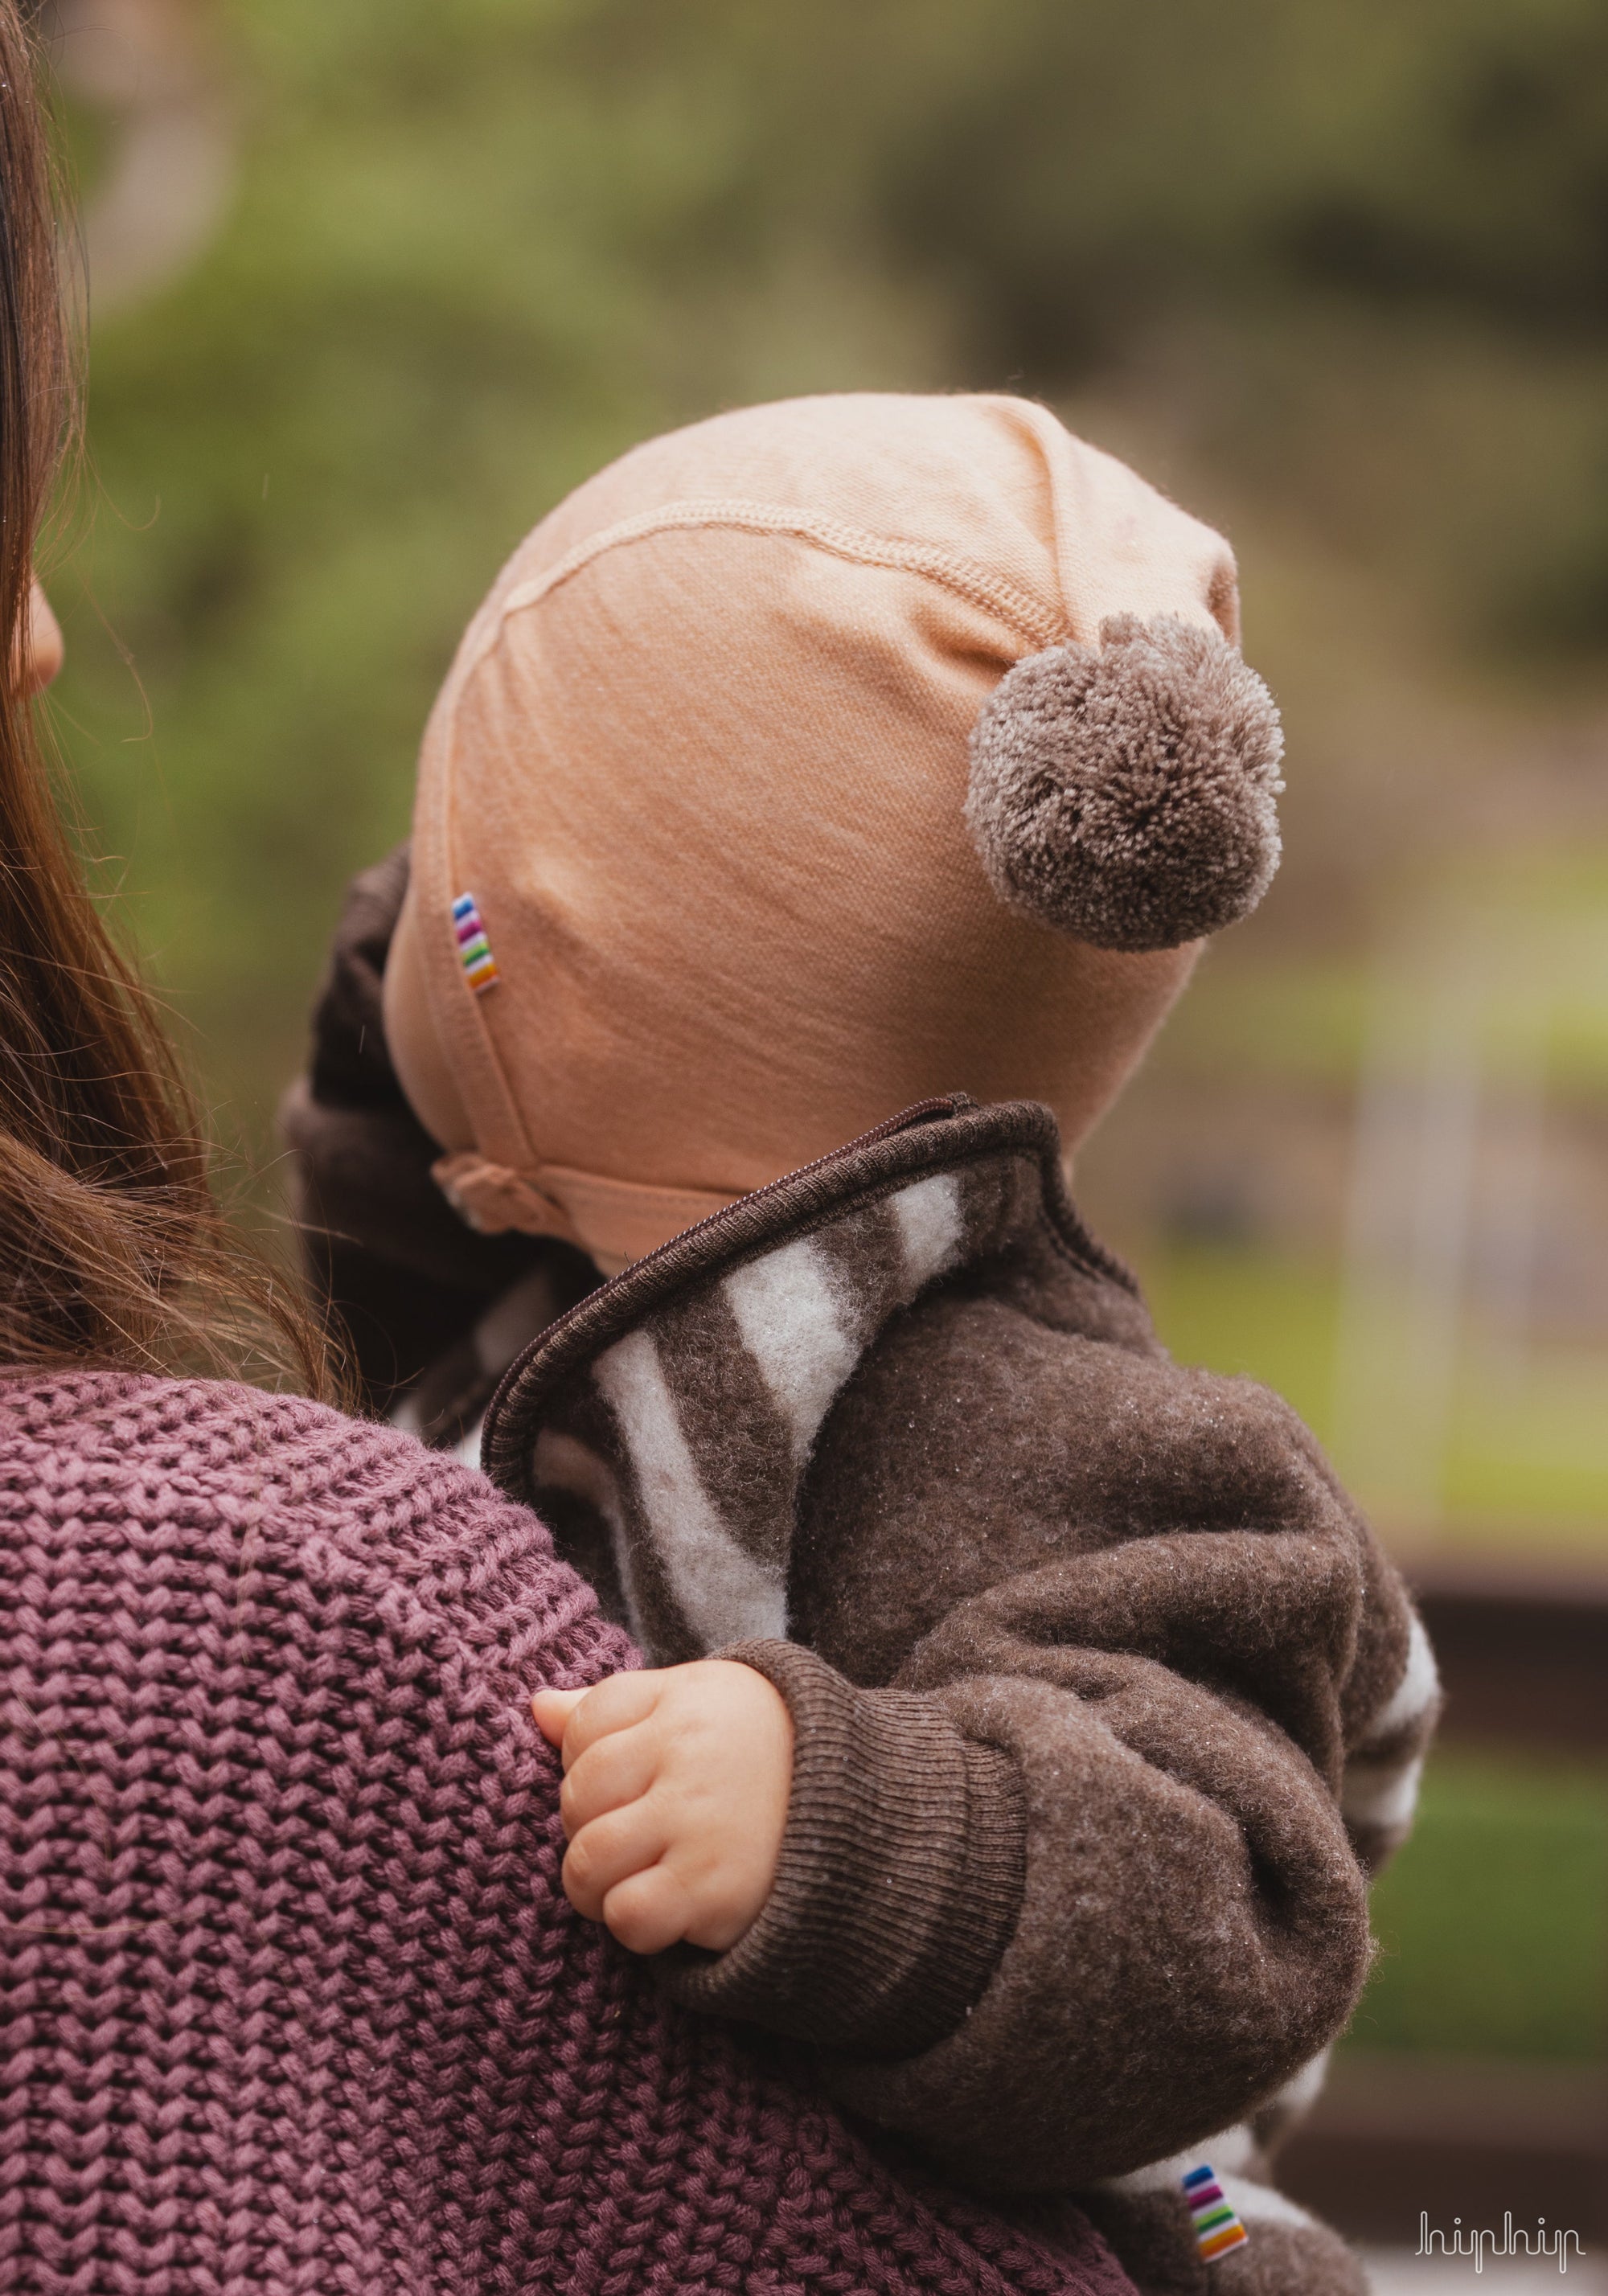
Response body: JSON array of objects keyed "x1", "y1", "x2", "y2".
[{"x1": 965, "y1": 613, "x2": 1285, "y2": 951}]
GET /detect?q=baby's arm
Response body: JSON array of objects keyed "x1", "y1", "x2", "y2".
[
  {"x1": 544, "y1": 1469, "x2": 1430, "y2": 2200},
  {"x1": 535, "y1": 1349, "x2": 1437, "y2": 2202},
  {"x1": 532, "y1": 1662, "x2": 793, "y2": 1953}
]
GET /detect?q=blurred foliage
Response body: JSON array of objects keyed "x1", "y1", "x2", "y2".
[
  {"x1": 45, "y1": 0, "x2": 1608, "y2": 1504},
  {"x1": 873, "y1": 0, "x2": 1608, "y2": 355},
  {"x1": 1346, "y1": 1748, "x2": 1608, "y2": 2060},
  {"x1": 1166, "y1": 853, "x2": 1608, "y2": 1090}
]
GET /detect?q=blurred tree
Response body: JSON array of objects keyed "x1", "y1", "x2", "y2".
[
  {"x1": 44, "y1": 0, "x2": 1608, "y2": 1187},
  {"x1": 858, "y1": 0, "x2": 1608, "y2": 353}
]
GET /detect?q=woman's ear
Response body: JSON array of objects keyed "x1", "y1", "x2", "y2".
[{"x1": 14, "y1": 580, "x2": 64, "y2": 695}]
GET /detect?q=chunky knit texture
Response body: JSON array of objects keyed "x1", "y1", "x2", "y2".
[{"x1": 0, "y1": 1370, "x2": 1131, "y2": 2296}]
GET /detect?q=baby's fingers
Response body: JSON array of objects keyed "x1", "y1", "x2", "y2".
[
  {"x1": 600, "y1": 1865, "x2": 696, "y2": 1956},
  {"x1": 562, "y1": 1801, "x2": 670, "y2": 1923},
  {"x1": 561, "y1": 1724, "x2": 659, "y2": 1838},
  {"x1": 531, "y1": 1687, "x2": 586, "y2": 1746},
  {"x1": 535, "y1": 1670, "x2": 661, "y2": 1769}
]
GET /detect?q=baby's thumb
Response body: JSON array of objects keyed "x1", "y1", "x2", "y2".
[{"x1": 531, "y1": 1685, "x2": 588, "y2": 1745}]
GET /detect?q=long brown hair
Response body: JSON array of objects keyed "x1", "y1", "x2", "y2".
[{"x1": 0, "y1": 4, "x2": 337, "y2": 1395}]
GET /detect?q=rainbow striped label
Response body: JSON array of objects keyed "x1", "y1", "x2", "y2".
[
  {"x1": 1182, "y1": 2166, "x2": 1249, "y2": 2263},
  {"x1": 452, "y1": 893, "x2": 499, "y2": 994}
]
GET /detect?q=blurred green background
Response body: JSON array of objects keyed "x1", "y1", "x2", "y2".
[{"x1": 39, "y1": 0, "x2": 1608, "y2": 2074}]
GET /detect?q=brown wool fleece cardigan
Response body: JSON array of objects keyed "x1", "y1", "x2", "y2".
[
  {"x1": 480, "y1": 1094, "x2": 1430, "y2": 2153},
  {"x1": 286, "y1": 856, "x2": 1441, "y2": 2296}
]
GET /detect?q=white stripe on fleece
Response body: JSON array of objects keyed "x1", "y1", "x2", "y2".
[
  {"x1": 594, "y1": 1327, "x2": 788, "y2": 1645},
  {"x1": 724, "y1": 1175, "x2": 966, "y2": 1462},
  {"x1": 723, "y1": 1239, "x2": 861, "y2": 1462},
  {"x1": 1360, "y1": 1610, "x2": 1440, "y2": 1746},
  {"x1": 1265, "y1": 2046, "x2": 1331, "y2": 2121},
  {"x1": 1103, "y1": 2122, "x2": 1257, "y2": 2196},
  {"x1": 1342, "y1": 1749, "x2": 1426, "y2": 1832},
  {"x1": 1216, "y1": 2175, "x2": 1319, "y2": 2232},
  {"x1": 1103, "y1": 2126, "x2": 1319, "y2": 2231},
  {"x1": 890, "y1": 1172, "x2": 965, "y2": 1294},
  {"x1": 531, "y1": 1429, "x2": 649, "y2": 1642}
]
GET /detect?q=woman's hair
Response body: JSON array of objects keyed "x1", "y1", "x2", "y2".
[{"x1": 0, "y1": 4, "x2": 338, "y2": 1395}]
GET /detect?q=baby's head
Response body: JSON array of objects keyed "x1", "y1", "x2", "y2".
[{"x1": 385, "y1": 393, "x2": 1282, "y2": 1271}]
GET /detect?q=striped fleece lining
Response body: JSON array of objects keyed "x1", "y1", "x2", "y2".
[
  {"x1": 528, "y1": 1162, "x2": 1016, "y2": 1664},
  {"x1": 1339, "y1": 1609, "x2": 1441, "y2": 1864}
]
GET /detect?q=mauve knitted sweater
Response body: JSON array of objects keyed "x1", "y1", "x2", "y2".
[{"x1": 0, "y1": 1371, "x2": 1130, "y2": 2296}]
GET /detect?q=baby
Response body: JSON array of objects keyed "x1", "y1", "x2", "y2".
[{"x1": 285, "y1": 394, "x2": 1440, "y2": 2296}]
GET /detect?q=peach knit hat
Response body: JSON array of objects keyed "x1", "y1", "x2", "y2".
[{"x1": 385, "y1": 392, "x2": 1282, "y2": 1269}]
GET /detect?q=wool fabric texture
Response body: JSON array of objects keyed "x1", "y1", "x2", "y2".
[
  {"x1": 483, "y1": 1099, "x2": 1434, "y2": 2149},
  {"x1": 384, "y1": 392, "x2": 1261, "y2": 1269},
  {"x1": 966, "y1": 615, "x2": 1282, "y2": 949},
  {"x1": 478, "y1": 1097, "x2": 1440, "y2": 2296},
  {"x1": 0, "y1": 1369, "x2": 1134, "y2": 2296}
]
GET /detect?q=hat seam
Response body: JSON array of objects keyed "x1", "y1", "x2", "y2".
[
  {"x1": 979, "y1": 395, "x2": 1089, "y2": 640},
  {"x1": 484, "y1": 498, "x2": 1066, "y2": 658}
]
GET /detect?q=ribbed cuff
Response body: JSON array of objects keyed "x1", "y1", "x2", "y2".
[{"x1": 660, "y1": 1639, "x2": 1026, "y2": 2059}]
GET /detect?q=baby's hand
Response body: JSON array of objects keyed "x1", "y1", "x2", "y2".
[{"x1": 531, "y1": 1661, "x2": 793, "y2": 1955}]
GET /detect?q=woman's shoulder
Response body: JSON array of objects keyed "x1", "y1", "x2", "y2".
[
  {"x1": 0, "y1": 1367, "x2": 617, "y2": 1675},
  {"x1": 0, "y1": 1365, "x2": 453, "y2": 1501}
]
